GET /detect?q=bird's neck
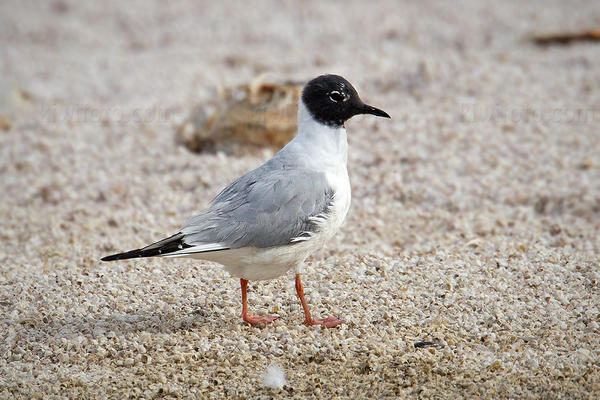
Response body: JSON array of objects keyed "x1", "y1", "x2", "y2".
[{"x1": 292, "y1": 101, "x2": 348, "y2": 169}]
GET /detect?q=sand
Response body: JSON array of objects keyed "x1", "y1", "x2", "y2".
[{"x1": 1, "y1": 1, "x2": 599, "y2": 398}]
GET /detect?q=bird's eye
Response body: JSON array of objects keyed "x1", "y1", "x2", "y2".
[{"x1": 328, "y1": 91, "x2": 344, "y2": 103}]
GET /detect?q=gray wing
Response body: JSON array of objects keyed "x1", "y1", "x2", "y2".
[
  {"x1": 100, "y1": 158, "x2": 334, "y2": 261},
  {"x1": 176, "y1": 160, "x2": 334, "y2": 253}
]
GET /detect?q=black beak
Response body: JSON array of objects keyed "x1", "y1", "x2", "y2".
[{"x1": 359, "y1": 103, "x2": 391, "y2": 119}]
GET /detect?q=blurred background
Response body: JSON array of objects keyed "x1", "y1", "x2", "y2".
[
  {"x1": 2, "y1": 0, "x2": 598, "y2": 255},
  {"x1": 1, "y1": 1, "x2": 599, "y2": 398}
]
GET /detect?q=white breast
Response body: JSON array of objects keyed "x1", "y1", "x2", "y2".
[
  {"x1": 320, "y1": 165, "x2": 351, "y2": 241},
  {"x1": 287, "y1": 103, "x2": 351, "y2": 245}
]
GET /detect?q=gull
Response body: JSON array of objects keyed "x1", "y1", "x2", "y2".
[{"x1": 102, "y1": 74, "x2": 390, "y2": 328}]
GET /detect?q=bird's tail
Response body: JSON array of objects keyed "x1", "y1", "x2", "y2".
[{"x1": 101, "y1": 233, "x2": 190, "y2": 261}]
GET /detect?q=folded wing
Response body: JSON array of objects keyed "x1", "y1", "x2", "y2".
[{"x1": 101, "y1": 159, "x2": 334, "y2": 261}]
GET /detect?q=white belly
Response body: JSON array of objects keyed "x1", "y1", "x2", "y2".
[{"x1": 193, "y1": 240, "x2": 322, "y2": 280}]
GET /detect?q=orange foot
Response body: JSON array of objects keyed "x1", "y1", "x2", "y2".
[
  {"x1": 242, "y1": 314, "x2": 278, "y2": 326},
  {"x1": 305, "y1": 316, "x2": 343, "y2": 328}
]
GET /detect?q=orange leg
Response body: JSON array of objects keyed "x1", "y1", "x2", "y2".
[
  {"x1": 295, "y1": 273, "x2": 342, "y2": 328},
  {"x1": 240, "y1": 279, "x2": 278, "y2": 325}
]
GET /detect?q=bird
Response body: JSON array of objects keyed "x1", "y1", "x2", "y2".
[{"x1": 101, "y1": 74, "x2": 390, "y2": 328}]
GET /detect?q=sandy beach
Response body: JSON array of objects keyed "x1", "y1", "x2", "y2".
[{"x1": 1, "y1": 1, "x2": 599, "y2": 398}]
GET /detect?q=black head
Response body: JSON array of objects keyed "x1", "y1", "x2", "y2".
[{"x1": 301, "y1": 74, "x2": 390, "y2": 127}]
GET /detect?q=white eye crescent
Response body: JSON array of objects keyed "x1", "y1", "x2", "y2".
[{"x1": 329, "y1": 91, "x2": 345, "y2": 102}]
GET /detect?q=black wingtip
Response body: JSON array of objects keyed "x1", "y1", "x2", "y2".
[
  {"x1": 100, "y1": 249, "x2": 144, "y2": 262},
  {"x1": 100, "y1": 234, "x2": 194, "y2": 262}
]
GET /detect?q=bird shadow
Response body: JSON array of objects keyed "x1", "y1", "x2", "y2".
[{"x1": 20, "y1": 298, "x2": 238, "y2": 342}]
